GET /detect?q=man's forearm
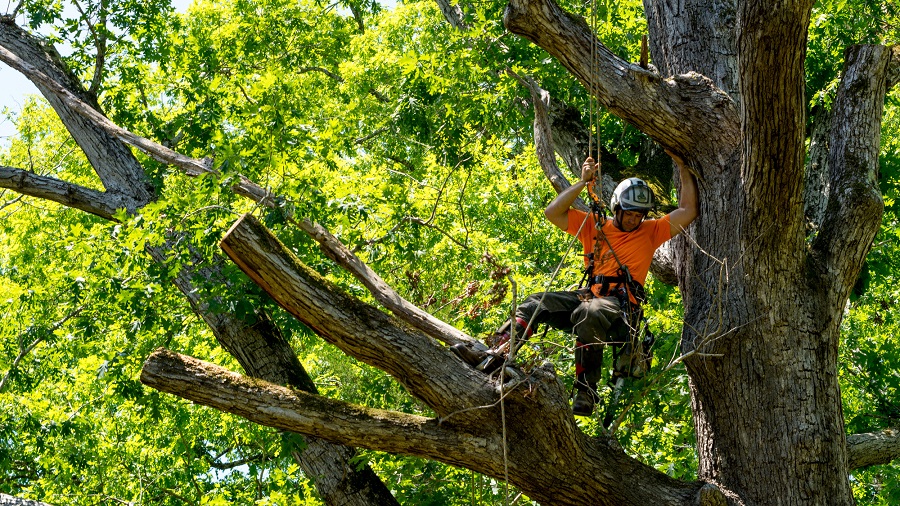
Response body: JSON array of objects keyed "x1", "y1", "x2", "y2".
[
  {"x1": 549, "y1": 180, "x2": 587, "y2": 212},
  {"x1": 678, "y1": 163, "x2": 698, "y2": 211},
  {"x1": 544, "y1": 179, "x2": 588, "y2": 230},
  {"x1": 545, "y1": 158, "x2": 597, "y2": 230}
]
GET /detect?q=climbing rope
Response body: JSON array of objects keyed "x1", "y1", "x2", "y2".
[{"x1": 496, "y1": 209, "x2": 590, "y2": 505}]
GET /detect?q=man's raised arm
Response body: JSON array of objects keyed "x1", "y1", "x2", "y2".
[
  {"x1": 666, "y1": 151, "x2": 699, "y2": 237},
  {"x1": 545, "y1": 158, "x2": 597, "y2": 230}
]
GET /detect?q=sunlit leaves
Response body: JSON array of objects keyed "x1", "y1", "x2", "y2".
[
  {"x1": 807, "y1": 0, "x2": 899, "y2": 110},
  {"x1": 4, "y1": 0, "x2": 900, "y2": 503}
]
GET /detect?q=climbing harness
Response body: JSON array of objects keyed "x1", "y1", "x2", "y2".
[{"x1": 581, "y1": 161, "x2": 656, "y2": 387}]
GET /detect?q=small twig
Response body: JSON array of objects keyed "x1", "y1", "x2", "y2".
[
  {"x1": 500, "y1": 272, "x2": 517, "y2": 506},
  {"x1": 0, "y1": 193, "x2": 24, "y2": 212},
  {"x1": 11, "y1": 1, "x2": 26, "y2": 18},
  {"x1": 356, "y1": 215, "x2": 469, "y2": 252},
  {"x1": 384, "y1": 166, "x2": 426, "y2": 186},
  {"x1": 0, "y1": 304, "x2": 86, "y2": 392},
  {"x1": 297, "y1": 66, "x2": 343, "y2": 82},
  {"x1": 236, "y1": 82, "x2": 258, "y2": 105},
  {"x1": 177, "y1": 205, "x2": 242, "y2": 226},
  {"x1": 71, "y1": 0, "x2": 108, "y2": 95},
  {"x1": 355, "y1": 126, "x2": 390, "y2": 145},
  {"x1": 352, "y1": 218, "x2": 406, "y2": 253},
  {"x1": 367, "y1": 87, "x2": 388, "y2": 103},
  {"x1": 458, "y1": 167, "x2": 472, "y2": 245}
]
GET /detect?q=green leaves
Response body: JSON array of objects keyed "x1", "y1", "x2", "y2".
[
  {"x1": 806, "y1": 0, "x2": 899, "y2": 110},
  {"x1": 3, "y1": 0, "x2": 900, "y2": 502}
]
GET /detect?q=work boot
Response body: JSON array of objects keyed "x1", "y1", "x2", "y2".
[
  {"x1": 475, "y1": 353, "x2": 505, "y2": 374},
  {"x1": 572, "y1": 389, "x2": 595, "y2": 416},
  {"x1": 451, "y1": 344, "x2": 507, "y2": 374},
  {"x1": 450, "y1": 343, "x2": 488, "y2": 367}
]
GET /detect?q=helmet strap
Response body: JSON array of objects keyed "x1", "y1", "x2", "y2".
[{"x1": 613, "y1": 209, "x2": 626, "y2": 231}]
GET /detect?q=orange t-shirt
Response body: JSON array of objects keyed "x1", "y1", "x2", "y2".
[{"x1": 566, "y1": 209, "x2": 672, "y2": 297}]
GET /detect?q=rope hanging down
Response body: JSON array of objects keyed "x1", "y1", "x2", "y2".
[{"x1": 582, "y1": 7, "x2": 659, "y2": 423}]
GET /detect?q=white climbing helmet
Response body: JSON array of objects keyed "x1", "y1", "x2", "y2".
[{"x1": 610, "y1": 177, "x2": 655, "y2": 213}]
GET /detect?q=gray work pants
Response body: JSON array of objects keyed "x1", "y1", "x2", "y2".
[{"x1": 500, "y1": 289, "x2": 626, "y2": 386}]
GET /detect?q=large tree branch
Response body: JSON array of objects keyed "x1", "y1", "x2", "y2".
[
  {"x1": 1, "y1": 18, "x2": 400, "y2": 503},
  {"x1": 3, "y1": 12, "x2": 479, "y2": 359},
  {"x1": 141, "y1": 349, "x2": 499, "y2": 472},
  {"x1": 0, "y1": 19, "x2": 154, "y2": 207},
  {"x1": 220, "y1": 214, "x2": 497, "y2": 416},
  {"x1": 507, "y1": 70, "x2": 590, "y2": 211},
  {"x1": 847, "y1": 428, "x2": 900, "y2": 470},
  {"x1": 0, "y1": 165, "x2": 124, "y2": 219},
  {"x1": 804, "y1": 105, "x2": 832, "y2": 233},
  {"x1": 0, "y1": 23, "x2": 285, "y2": 214},
  {"x1": 737, "y1": 0, "x2": 813, "y2": 275},
  {"x1": 434, "y1": 0, "x2": 468, "y2": 29},
  {"x1": 811, "y1": 45, "x2": 892, "y2": 307},
  {"x1": 502, "y1": 0, "x2": 739, "y2": 160}
]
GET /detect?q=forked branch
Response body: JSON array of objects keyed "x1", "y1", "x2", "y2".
[{"x1": 219, "y1": 213, "x2": 497, "y2": 415}]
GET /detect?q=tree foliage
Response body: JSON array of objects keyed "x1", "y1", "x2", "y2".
[{"x1": 0, "y1": 0, "x2": 898, "y2": 503}]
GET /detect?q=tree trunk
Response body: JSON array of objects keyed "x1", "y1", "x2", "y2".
[
  {"x1": 4, "y1": 1, "x2": 899, "y2": 505},
  {"x1": 502, "y1": 0, "x2": 892, "y2": 503}
]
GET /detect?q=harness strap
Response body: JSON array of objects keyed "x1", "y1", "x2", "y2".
[{"x1": 584, "y1": 272, "x2": 647, "y2": 304}]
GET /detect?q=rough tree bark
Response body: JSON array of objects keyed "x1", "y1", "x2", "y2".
[
  {"x1": 3, "y1": 1, "x2": 899, "y2": 505},
  {"x1": 0, "y1": 17, "x2": 398, "y2": 506},
  {"x1": 502, "y1": 0, "x2": 897, "y2": 503},
  {"x1": 0, "y1": 494, "x2": 51, "y2": 506}
]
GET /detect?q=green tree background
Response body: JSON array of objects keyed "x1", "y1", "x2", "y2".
[{"x1": 0, "y1": 0, "x2": 897, "y2": 503}]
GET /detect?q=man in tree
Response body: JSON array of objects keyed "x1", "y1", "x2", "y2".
[{"x1": 453, "y1": 152, "x2": 698, "y2": 416}]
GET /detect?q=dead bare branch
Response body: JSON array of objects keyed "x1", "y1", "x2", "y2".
[{"x1": 0, "y1": 165, "x2": 124, "y2": 219}]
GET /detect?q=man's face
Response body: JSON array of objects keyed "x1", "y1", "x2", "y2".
[{"x1": 617, "y1": 210, "x2": 645, "y2": 232}]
